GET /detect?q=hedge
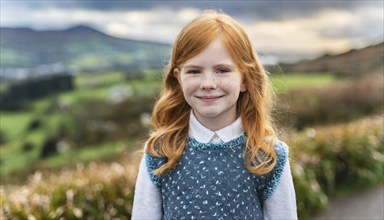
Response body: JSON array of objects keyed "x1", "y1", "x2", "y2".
[
  {"x1": 1, "y1": 114, "x2": 383, "y2": 219},
  {"x1": 289, "y1": 114, "x2": 384, "y2": 218},
  {"x1": 276, "y1": 73, "x2": 383, "y2": 130},
  {"x1": 1, "y1": 161, "x2": 137, "y2": 219}
]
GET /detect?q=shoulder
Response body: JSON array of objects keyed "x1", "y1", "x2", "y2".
[
  {"x1": 257, "y1": 140, "x2": 289, "y2": 201},
  {"x1": 274, "y1": 140, "x2": 289, "y2": 165},
  {"x1": 145, "y1": 152, "x2": 166, "y2": 189}
]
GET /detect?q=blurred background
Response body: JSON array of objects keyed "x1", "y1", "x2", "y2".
[{"x1": 0, "y1": 1, "x2": 383, "y2": 219}]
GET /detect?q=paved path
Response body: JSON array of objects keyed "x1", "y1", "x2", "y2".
[{"x1": 312, "y1": 184, "x2": 384, "y2": 220}]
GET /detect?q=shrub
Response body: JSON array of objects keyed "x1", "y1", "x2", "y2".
[
  {"x1": 276, "y1": 74, "x2": 384, "y2": 130},
  {"x1": 288, "y1": 114, "x2": 384, "y2": 218},
  {"x1": 26, "y1": 118, "x2": 42, "y2": 132},
  {"x1": 0, "y1": 74, "x2": 74, "y2": 110},
  {"x1": 68, "y1": 96, "x2": 155, "y2": 147},
  {"x1": 0, "y1": 129, "x2": 7, "y2": 145},
  {"x1": 40, "y1": 136, "x2": 60, "y2": 158},
  {"x1": 1, "y1": 115, "x2": 382, "y2": 219},
  {"x1": 22, "y1": 142, "x2": 34, "y2": 152},
  {"x1": 0, "y1": 160, "x2": 137, "y2": 219}
]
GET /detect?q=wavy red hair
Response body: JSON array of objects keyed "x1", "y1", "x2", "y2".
[{"x1": 146, "y1": 10, "x2": 277, "y2": 175}]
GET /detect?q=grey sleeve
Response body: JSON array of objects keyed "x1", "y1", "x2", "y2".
[
  {"x1": 131, "y1": 155, "x2": 163, "y2": 219},
  {"x1": 263, "y1": 160, "x2": 297, "y2": 220}
]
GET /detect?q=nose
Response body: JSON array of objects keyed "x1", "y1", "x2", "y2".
[{"x1": 200, "y1": 73, "x2": 218, "y2": 90}]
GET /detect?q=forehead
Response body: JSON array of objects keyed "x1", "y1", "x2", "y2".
[{"x1": 183, "y1": 37, "x2": 236, "y2": 66}]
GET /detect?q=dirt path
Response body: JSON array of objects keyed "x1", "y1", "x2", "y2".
[{"x1": 312, "y1": 184, "x2": 384, "y2": 220}]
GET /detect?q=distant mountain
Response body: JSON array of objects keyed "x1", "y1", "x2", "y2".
[
  {"x1": 0, "y1": 25, "x2": 170, "y2": 71},
  {"x1": 279, "y1": 42, "x2": 384, "y2": 76},
  {"x1": 2, "y1": 25, "x2": 382, "y2": 78}
]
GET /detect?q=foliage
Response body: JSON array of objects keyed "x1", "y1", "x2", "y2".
[
  {"x1": 276, "y1": 73, "x2": 384, "y2": 130},
  {"x1": 0, "y1": 160, "x2": 137, "y2": 219},
  {"x1": 288, "y1": 114, "x2": 384, "y2": 218},
  {"x1": 1, "y1": 114, "x2": 383, "y2": 218},
  {"x1": 0, "y1": 129, "x2": 7, "y2": 144},
  {"x1": 0, "y1": 71, "x2": 159, "y2": 182},
  {"x1": 68, "y1": 96, "x2": 154, "y2": 146},
  {"x1": 270, "y1": 73, "x2": 336, "y2": 93},
  {"x1": 0, "y1": 74, "x2": 74, "y2": 110},
  {"x1": 0, "y1": 93, "x2": 153, "y2": 181}
]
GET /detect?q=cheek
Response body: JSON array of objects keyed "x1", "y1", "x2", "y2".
[
  {"x1": 182, "y1": 86, "x2": 193, "y2": 96},
  {"x1": 180, "y1": 78, "x2": 198, "y2": 95},
  {"x1": 220, "y1": 79, "x2": 242, "y2": 93}
]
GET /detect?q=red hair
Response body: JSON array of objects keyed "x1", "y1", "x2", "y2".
[{"x1": 147, "y1": 10, "x2": 277, "y2": 175}]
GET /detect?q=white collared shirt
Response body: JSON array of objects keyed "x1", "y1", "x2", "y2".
[
  {"x1": 189, "y1": 112, "x2": 244, "y2": 143},
  {"x1": 132, "y1": 112, "x2": 297, "y2": 219}
]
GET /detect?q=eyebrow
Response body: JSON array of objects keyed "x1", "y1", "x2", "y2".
[
  {"x1": 182, "y1": 65, "x2": 202, "y2": 69},
  {"x1": 183, "y1": 64, "x2": 236, "y2": 69}
]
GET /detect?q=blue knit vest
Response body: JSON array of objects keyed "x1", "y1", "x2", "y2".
[{"x1": 146, "y1": 134, "x2": 288, "y2": 220}]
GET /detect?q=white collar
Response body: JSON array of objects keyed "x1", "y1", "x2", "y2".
[{"x1": 189, "y1": 112, "x2": 244, "y2": 143}]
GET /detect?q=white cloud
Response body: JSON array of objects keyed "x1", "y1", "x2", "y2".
[
  {"x1": 1, "y1": 2, "x2": 382, "y2": 62},
  {"x1": 247, "y1": 6, "x2": 383, "y2": 60},
  {"x1": 103, "y1": 7, "x2": 201, "y2": 43},
  {"x1": 0, "y1": 6, "x2": 201, "y2": 43}
]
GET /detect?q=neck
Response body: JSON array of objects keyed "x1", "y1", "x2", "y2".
[{"x1": 193, "y1": 112, "x2": 237, "y2": 131}]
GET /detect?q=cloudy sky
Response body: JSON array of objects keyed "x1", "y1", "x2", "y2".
[{"x1": 1, "y1": 0, "x2": 383, "y2": 62}]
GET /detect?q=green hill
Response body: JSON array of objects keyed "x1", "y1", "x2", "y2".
[
  {"x1": 0, "y1": 25, "x2": 170, "y2": 70},
  {"x1": 279, "y1": 42, "x2": 384, "y2": 77}
]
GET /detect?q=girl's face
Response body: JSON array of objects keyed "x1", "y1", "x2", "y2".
[{"x1": 175, "y1": 37, "x2": 246, "y2": 131}]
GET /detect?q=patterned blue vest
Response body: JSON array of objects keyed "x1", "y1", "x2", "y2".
[{"x1": 146, "y1": 134, "x2": 287, "y2": 220}]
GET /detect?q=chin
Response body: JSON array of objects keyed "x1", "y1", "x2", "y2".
[{"x1": 198, "y1": 112, "x2": 221, "y2": 118}]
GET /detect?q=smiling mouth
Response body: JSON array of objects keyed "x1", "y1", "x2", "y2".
[{"x1": 196, "y1": 95, "x2": 224, "y2": 102}]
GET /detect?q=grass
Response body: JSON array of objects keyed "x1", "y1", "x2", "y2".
[
  {"x1": 75, "y1": 71, "x2": 127, "y2": 88},
  {"x1": 59, "y1": 71, "x2": 162, "y2": 102},
  {"x1": 1, "y1": 114, "x2": 382, "y2": 219},
  {"x1": 1, "y1": 139, "x2": 137, "y2": 183},
  {"x1": 0, "y1": 130, "x2": 46, "y2": 177},
  {"x1": 1, "y1": 157, "x2": 137, "y2": 219},
  {"x1": 0, "y1": 83, "x2": 8, "y2": 94},
  {"x1": 0, "y1": 71, "x2": 337, "y2": 184},
  {"x1": 39, "y1": 140, "x2": 134, "y2": 169},
  {"x1": 1, "y1": 148, "x2": 39, "y2": 176},
  {"x1": 57, "y1": 87, "x2": 111, "y2": 102},
  {"x1": 0, "y1": 111, "x2": 34, "y2": 140},
  {"x1": 0, "y1": 72, "x2": 144, "y2": 180},
  {"x1": 288, "y1": 114, "x2": 384, "y2": 218},
  {"x1": 270, "y1": 73, "x2": 336, "y2": 93},
  {"x1": 129, "y1": 80, "x2": 162, "y2": 96}
]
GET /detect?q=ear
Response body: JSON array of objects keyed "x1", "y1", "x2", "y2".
[{"x1": 174, "y1": 68, "x2": 181, "y2": 84}]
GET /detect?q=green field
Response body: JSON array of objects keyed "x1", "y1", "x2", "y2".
[
  {"x1": 0, "y1": 71, "x2": 337, "y2": 183},
  {"x1": 270, "y1": 73, "x2": 336, "y2": 93}
]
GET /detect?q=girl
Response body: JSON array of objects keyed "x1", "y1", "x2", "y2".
[{"x1": 132, "y1": 10, "x2": 297, "y2": 219}]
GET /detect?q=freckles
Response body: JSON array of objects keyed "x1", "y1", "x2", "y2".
[
  {"x1": 220, "y1": 79, "x2": 232, "y2": 90},
  {"x1": 220, "y1": 79, "x2": 242, "y2": 94}
]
